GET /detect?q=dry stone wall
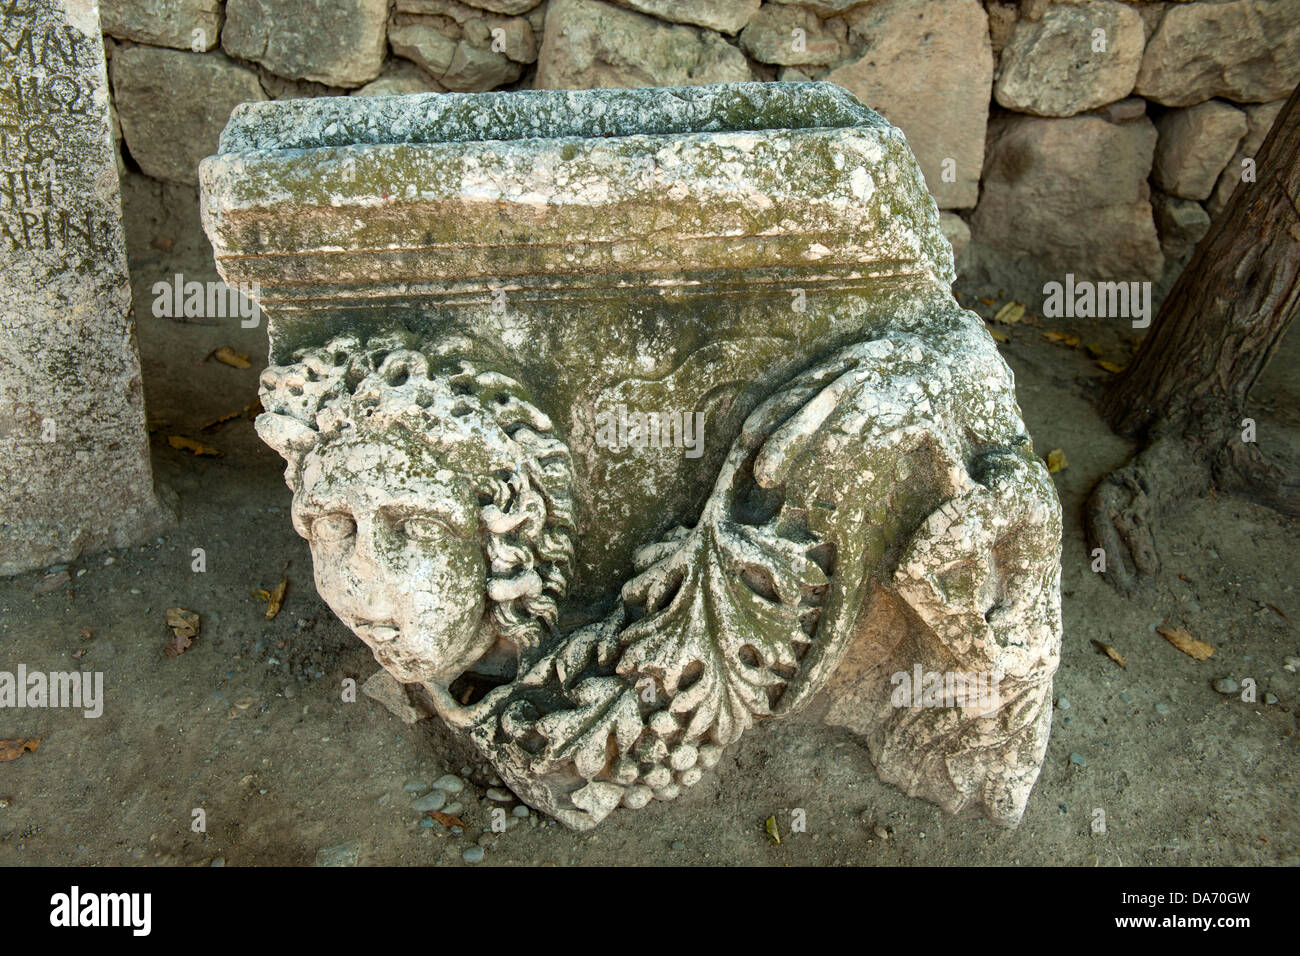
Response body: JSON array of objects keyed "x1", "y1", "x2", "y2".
[{"x1": 103, "y1": 0, "x2": 1300, "y2": 297}]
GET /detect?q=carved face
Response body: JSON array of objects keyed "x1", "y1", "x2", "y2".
[{"x1": 292, "y1": 430, "x2": 488, "y2": 685}]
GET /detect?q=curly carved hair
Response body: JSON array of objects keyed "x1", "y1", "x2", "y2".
[{"x1": 256, "y1": 330, "x2": 574, "y2": 651}]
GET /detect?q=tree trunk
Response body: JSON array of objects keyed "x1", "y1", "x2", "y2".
[{"x1": 1086, "y1": 84, "x2": 1300, "y2": 591}]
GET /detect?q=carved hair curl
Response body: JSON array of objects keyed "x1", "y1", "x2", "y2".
[{"x1": 256, "y1": 330, "x2": 574, "y2": 651}]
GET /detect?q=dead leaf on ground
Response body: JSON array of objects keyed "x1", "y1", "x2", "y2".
[
  {"x1": 988, "y1": 328, "x2": 1010, "y2": 343},
  {"x1": 78, "y1": 626, "x2": 93, "y2": 641},
  {"x1": 72, "y1": 648, "x2": 87, "y2": 659},
  {"x1": 992, "y1": 302, "x2": 1026, "y2": 325},
  {"x1": 764, "y1": 815, "x2": 781, "y2": 845},
  {"x1": 167, "y1": 435, "x2": 223, "y2": 457},
  {"x1": 1096, "y1": 360, "x2": 1126, "y2": 374},
  {"x1": 1043, "y1": 330, "x2": 1082, "y2": 348},
  {"x1": 164, "y1": 607, "x2": 200, "y2": 657},
  {"x1": 0, "y1": 738, "x2": 39, "y2": 762},
  {"x1": 212, "y1": 346, "x2": 252, "y2": 369},
  {"x1": 1156, "y1": 623, "x2": 1213, "y2": 661},
  {"x1": 265, "y1": 578, "x2": 287, "y2": 620},
  {"x1": 427, "y1": 810, "x2": 465, "y2": 828},
  {"x1": 1085, "y1": 342, "x2": 1106, "y2": 358},
  {"x1": 1091, "y1": 639, "x2": 1127, "y2": 668},
  {"x1": 34, "y1": 570, "x2": 70, "y2": 593},
  {"x1": 201, "y1": 409, "x2": 243, "y2": 432},
  {"x1": 201, "y1": 400, "x2": 263, "y2": 433},
  {"x1": 1046, "y1": 449, "x2": 1068, "y2": 473}
]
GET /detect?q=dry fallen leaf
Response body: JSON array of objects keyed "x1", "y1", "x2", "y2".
[
  {"x1": 1046, "y1": 449, "x2": 1068, "y2": 473},
  {"x1": 992, "y1": 302, "x2": 1026, "y2": 325},
  {"x1": 0, "y1": 738, "x2": 40, "y2": 762},
  {"x1": 72, "y1": 648, "x2": 87, "y2": 660},
  {"x1": 213, "y1": 346, "x2": 252, "y2": 369},
  {"x1": 1156, "y1": 623, "x2": 1213, "y2": 660},
  {"x1": 764, "y1": 815, "x2": 781, "y2": 845},
  {"x1": 165, "y1": 632, "x2": 193, "y2": 657},
  {"x1": 1043, "y1": 329, "x2": 1082, "y2": 348},
  {"x1": 201, "y1": 400, "x2": 262, "y2": 433},
  {"x1": 1091, "y1": 639, "x2": 1127, "y2": 668},
  {"x1": 34, "y1": 570, "x2": 70, "y2": 593},
  {"x1": 164, "y1": 607, "x2": 200, "y2": 657},
  {"x1": 167, "y1": 435, "x2": 223, "y2": 457},
  {"x1": 988, "y1": 328, "x2": 1010, "y2": 343},
  {"x1": 265, "y1": 578, "x2": 287, "y2": 621},
  {"x1": 201, "y1": 409, "x2": 242, "y2": 432},
  {"x1": 1096, "y1": 360, "x2": 1126, "y2": 374},
  {"x1": 1085, "y1": 342, "x2": 1106, "y2": 358},
  {"x1": 427, "y1": 810, "x2": 465, "y2": 828}
]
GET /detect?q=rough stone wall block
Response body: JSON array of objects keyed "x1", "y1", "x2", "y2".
[
  {"x1": 0, "y1": 0, "x2": 173, "y2": 575},
  {"x1": 101, "y1": 0, "x2": 224, "y2": 52},
  {"x1": 221, "y1": 0, "x2": 389, "y2": 88},
  {"x1": 826, "y1": 0, "x2": 993, "y2": 210},
  {"x1": 200, "y1": 83, "x2": 1063, "y2": 829},
  {"x1": 1135, "y1": 0, "x2": 1300, "y2": 107}
]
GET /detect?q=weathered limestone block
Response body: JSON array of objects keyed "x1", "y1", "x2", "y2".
[
  {"x1": 986, "y1": 0, "x2": 1018, "y2": 59},
  {"x1": 101, "y1": 0, "x2": 224, "y2": 51},
  {"x1": 353, "y1": 60, "x2": 447, "y2": 97},
  {"x1": 767, "y1": 0, "x2": 872, "y2": 15},
  {"x1": 221, "y1": 0, "x2": 389, "y2": 88},
  {"x1": 739, "y1": 4, "x2": 847, "y2": 67},
  {"x1": 827, "y1": 0, "x2": 992, "y2": 209},
  {"x1": 1152, "y1": 100, "x2": 1247, "y2": 202},
  {"x1": 1206, "y1": 99, "x2": 1286, "y2": 218},
  {"x1": 362, "y1": 669, "x2": 436, "y2": 723},
  {"x1": 1151, "y1": 192, "x2": 1211, "y2": 262},
  {"x1": 605, "y1": 0, "x2": 760, "y2": 35},
  {"x1": 939, "y1": 211, "x2": 971, "y2": 264},
  {"x1": 200, "y1": 83, "x2": 1062, "y2": 829},
  {"x1": 111, "y1": 46, "x2": 266, "y2": 185},
  {"x1": 1135, "y1": 0, "x2": 1300, "y2": 106},
  {"x1": 993, "y1": 0, "x2": 1145, "y2": 117},
  {"x1": 389, "y1": 0, "x2": 537, "y2": 93},
  {"x1": 968, "y1": 112, "x2": 1164, "y2": 299},
  {"x1": 257, "y1": 72, "x2": 348, "y2": 101},
  {"x1": 535, "y1": 0, "x2": 752, "y2": 89},
  {"x1": 0, "y1": 0, "x2": 172, "y2": 575},
  {"x1": 456, "y1": 0, "x2": 544, "y2": 14}
]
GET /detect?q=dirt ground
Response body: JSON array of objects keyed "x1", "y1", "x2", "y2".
[{"x1": 0, "y1": 174, "x2": 1295, "y2": 866}]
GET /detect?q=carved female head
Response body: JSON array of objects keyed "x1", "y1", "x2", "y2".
[{"x1": 255, "y1": 332, "x2": 574, "y2": 689}]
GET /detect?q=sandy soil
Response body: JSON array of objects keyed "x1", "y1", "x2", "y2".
[{"x1": 0, "y1": 175, "x2": 1295, "y2": 866}]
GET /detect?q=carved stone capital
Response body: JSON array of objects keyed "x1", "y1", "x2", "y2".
[{"x1": 201, "y1": 82, "x2": 1062, "y2": 829}]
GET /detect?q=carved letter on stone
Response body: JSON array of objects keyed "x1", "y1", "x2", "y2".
[{"x1": 200, "y1": 83, "x2": 1063, "y2": 829}]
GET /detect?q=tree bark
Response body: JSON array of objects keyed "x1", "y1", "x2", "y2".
[{"x1": 1086, "y1": 84, "x2": 1300, "y2": 591}]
